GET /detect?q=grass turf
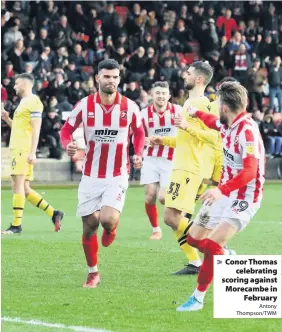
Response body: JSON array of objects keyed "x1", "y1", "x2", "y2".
[{"x1": 1, "y1": 184, "x2": 282, "y2": 332}]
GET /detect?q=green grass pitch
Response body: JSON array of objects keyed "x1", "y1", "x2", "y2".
[{"x1": 1, "y1": 184, "x2": 282, "y2": 332}]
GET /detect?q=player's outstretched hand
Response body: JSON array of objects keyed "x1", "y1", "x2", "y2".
[
  {"x1": 66, "y1": 141, "x2": 77, "y2": 156},
  {"x1": 27, "y1": 153, "x2": 36, "y2": 165},
  {"x1": 200, "y1": 187, "x2": 222, "y2": 206},
  {"x1": 133, "y1": 154, "x2": 142, "y2": 169},
  {"x1": 174, "y1": 115, "x2": 188, "y2": 130},
  {"x1": 150, "y1": 136, "x2": 163, "y2": 146}
]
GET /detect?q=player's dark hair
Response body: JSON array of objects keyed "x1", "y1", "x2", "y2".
[
  {"x1": 217, "y1": 82, "x2": 248, "y2": 112},
  {"x1": 152, "y1": 81, "x2": 169, "y2": 89},
  {"x1": 15, "y1": 73, "x2": 35, "y2": 85},
  {"x1": 98, "y1": 59, "x2": 120, "y2": 72},
  {"x1": 189, "y1": 61, "x2": 213, "y2": 86}
]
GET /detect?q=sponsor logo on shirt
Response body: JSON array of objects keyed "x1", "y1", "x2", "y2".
[
  {"x1": 223, "y1": 148, "x2": 234, "y2": 161},
  {"x1": 95, "y1": 128, "x2": 118, "y2": 142}
]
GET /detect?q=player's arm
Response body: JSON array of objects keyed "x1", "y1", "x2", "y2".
[
  {"x1": 60, "y1": 101, "x2": 83, "y2": 155},
  {"x1": 186, "y1": 125, "x2": 219, "y2": 145},
  {"x1": 131, "y1": 105, "x2": 145, "y2": 168},
  {"x1": 188, "y1": 106, "x2": 221, "y2": 131},
  {"x1": 218, "y1": 129, "x2": 259, "y2": 196},
  {"x1": 162, "y1": 136, "x2": 177, "y2": 148}
]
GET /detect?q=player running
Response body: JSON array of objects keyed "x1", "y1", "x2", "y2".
[
  {"x1": 177, "y1": 82, "x2": 265, "y2": 312},
  {"x1": 60, "y1": 59, "x2": 144, "y2": 288},
  {"x1": 150, "y1": 61, "x2": 216, "y2": 275},
  {"x1": 1, "y1": 73, "x2": 64, "y2": 235},
  {"x1": 141, "y1": 81, "x2": 181, "y2": 240}
]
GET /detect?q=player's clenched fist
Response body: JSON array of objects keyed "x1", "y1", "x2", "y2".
[
  {"x1": 66, "y1": 141, "x2": 77, "y2": 156},
  {"x1": 1, "y1": 109, "x2": 9, "y2": 122},
  {"x1": 133, "y1": 154, "x2": 142, "y2": 169},
  {"x1": 174, "y1": 115, "x2": 189, "y2": 130},
  {"x1": 150, "y1": 136, "x2": 163, "y2": 146}
]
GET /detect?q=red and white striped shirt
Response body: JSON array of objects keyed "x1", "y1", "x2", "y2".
[
  {"x1": 196, "y1": 111, "x2": 265, "y2": 203},
  {"x1": 141, "y1": 103, "x2": 181, "y2": 160},
  {"x1": 60, "y1": 92, "x2": 144, "y2": 179}
]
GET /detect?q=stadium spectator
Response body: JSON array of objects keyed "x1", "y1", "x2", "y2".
[
  {"x1": 247, "y1": 59, "x2": 267, "y2": 112},
  {"x1": 2, "y1": 1, "x2": 282, "y2": 159},
  {"x1": 41, "y1": 108, "x2": 62, "y2": 159},
  {"x1": 124, "y1": 81, "x2": 140, "y2": 101},
  {"x1": 67, "y1": 81, "x2": 86, "y2": 105},
  {"x1": 232, "y1": 43, "x2": 251, "y2": 87},
  {"x1": 136, "y1": 90, "x2": 150, "y2": 109},
  {"x1": 216, "y1": 9, "x2": 238, "y2": 41},
  {"x1": 3, "y1": 21, "x2": 23, "y2": 48},
  {"x1": 266, "y1": 56, "x2": 282, "y2": 112},
  {"x1": 260, "y1": 114, "x2": 282, "y2": 157}
]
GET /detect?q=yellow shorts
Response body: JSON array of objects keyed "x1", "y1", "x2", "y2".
[
  {"x1": 165, "y1": 170, "x2": 202, "y2": 214},
  {"x1": 211, "y1": 149, "x2": 223, "y2": 183},
  {"x1": 10, "y1": 149, "x2": 34, "y2": 181}
]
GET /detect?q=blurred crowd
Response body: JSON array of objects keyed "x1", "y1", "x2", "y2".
[{"x1": 1, "y1": 0, "x2": 282, "y2": 159}]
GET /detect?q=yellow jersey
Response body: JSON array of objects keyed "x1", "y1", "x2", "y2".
[
  {"x1": 163, "y1": 96, "x2": 217, "y2": 175},
  {"x1": 9, "y1": 94, "x2": 43, "y2": 151}
]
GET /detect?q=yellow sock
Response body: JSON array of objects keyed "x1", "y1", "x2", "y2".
[
  {"x1": 12, "y1": 194, "x2": 25, "y2": 226},
  {"x1": 27, "y1": 190, "x2": 54, "y2": 217},
  {"x1": 195, "y1": 183, "x2": 208, "y2": 201},
  {"x1": 175, "y1": 217, "x2": 200, "y2": 262}
]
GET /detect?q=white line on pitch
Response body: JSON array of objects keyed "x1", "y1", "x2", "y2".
[{"x1": 1, "y1": 317, "x2": 113, "y2": 332}]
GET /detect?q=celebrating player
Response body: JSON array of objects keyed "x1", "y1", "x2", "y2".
[
  {"x1": 150, "y1": 62, "x2": 217, "y2": 275},
  {"x1": 177, "y1": 82, "x2": 265, "y2": 312},
  {"x1": 1, "y1": 74, "x2": 64, "y2": 235},
  {"x1": 60, "y1": 59, "x2": 145, "y2": 288},
  {"x1": 140, "y1": 81, "x2": 181, "y2": 240}
]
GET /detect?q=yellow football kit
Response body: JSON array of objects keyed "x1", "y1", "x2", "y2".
[
  {"x1": 163, "y1": 96, "x2": 218, "y2": 214},
  {"x1": 9, "y1": 94, "x2": 43, "y2": 181},
  {"x1": 203, "y1": 100, "x2": 223, "y2": 183}
]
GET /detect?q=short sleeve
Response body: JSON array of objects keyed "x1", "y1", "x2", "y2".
[{"x1": 30, "y1": 97, "x2": 43, "y2": 118}]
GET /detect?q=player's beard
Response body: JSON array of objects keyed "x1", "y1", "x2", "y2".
[
  {"x1": 154, "y1": 100, "x2": 167, "y2": 108},
  {"x1": 220, "y1": 114, "x2": 228, "y2": 125},
  {"x1": 100, "y1": 84, "x2": 117, "y2": 95},
  {"x1": 184, "y1": 80, "x2": 195, "y2": 91}
]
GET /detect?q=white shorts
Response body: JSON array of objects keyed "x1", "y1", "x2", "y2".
[
  {"x1": 140, "y1": 157, "x2": 173, "y2": 188},
  {"x1": 194, "y1": 195, "x2": 261, "y2": 232},
  {"x1": 77, "y1": 175, "x2": 128, "y2": 217}
]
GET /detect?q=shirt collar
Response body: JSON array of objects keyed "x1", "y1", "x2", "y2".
[
  {"x1": 152, "y1": 102, "x2": 171, "y2": 113},
  {"x1": 230, "y1": 111, "x2": 250, "y2": 128},
  {"x1": 95, "y1": 91, "x2": 121, "y2": 105}
]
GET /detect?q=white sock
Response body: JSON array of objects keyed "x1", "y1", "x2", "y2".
[
  {"x1": 193, "y1": 288, "x2": 206, "y2": 303},
  {"x1": 189, "y1": 260, "x2": 202, "y2": 267},
  {"x1": 153, "y1": 226, "x2": 161, "y2": 233},
  {"x1": 89, "y1": 265, "x2": 98, "y2": 273}
]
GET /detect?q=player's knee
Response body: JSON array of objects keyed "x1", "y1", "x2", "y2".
[
  {"x1": 145, "y1": 192, "x2": 156, "y2": 205},
  {"x1": 158, "y1": 195, "x2": 165, "y2": 205},
  {"x1": 82, "y1": 214, "x2": 100, "y2": 237},
  {"x1": 24, "y1": 181, "x2": 31, "y2": 196},
  {"x1": 100, "y1": 215, "x2": 118, "y2": 231},
  {"x1": 164, "y1": 208, "x2": 178, "y2": 229}
]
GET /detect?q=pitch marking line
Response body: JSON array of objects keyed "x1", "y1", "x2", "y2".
[{"x1": 1, "y1": 317, "x2": 113, "y2": 332}]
